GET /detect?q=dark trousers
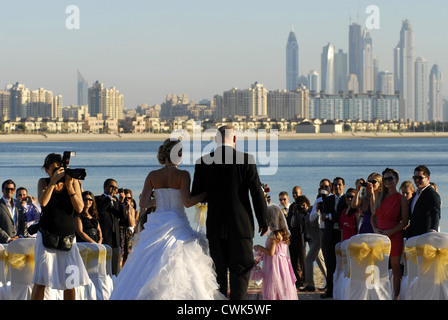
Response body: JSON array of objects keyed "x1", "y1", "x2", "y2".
[
  {"x1": 321, "y1": 228, "x2": 341, "y2": 295},
  {"x1": 289, "y1": 231, "x2": 306, "y2": 287},
  {"x1": 208, "y1": 238, "x2": 253, "y2": 300}
]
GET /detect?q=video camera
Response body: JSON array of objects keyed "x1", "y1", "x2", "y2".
[{"x1": 61, "y1": 151, "x2": 87, "y2": 180}]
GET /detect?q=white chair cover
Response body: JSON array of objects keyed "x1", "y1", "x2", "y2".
[
  {"x1": 98, "y1": 244, "x2": 114, "y2": 300},
  {"x1": 105, "y1": 244, "x2": 117, "y2": 285},
  {"x1": 76, "y1": 243, "x2": 98, "y2": 300},
  {"x1": 0, "y1": 244, "x2": 11, "y2": 300},
  {"x1": 6, "y1": 238, "x2": 36, "y2": 300},
  {"x1": 339, "y1": 239, "x2": 351, "y2": 300},
  {"x1": 412, "y1": 232, "x2": 448, "y2": 300},
  {"x1": 332, "y1": 242, "x2": 343, "y2": 300},
  {"x1": 400, "y1": 236, "x2": 420, "y2": 300},
  {"x1": 345, "y1": 233, "x2": 393, "y2": 300}
]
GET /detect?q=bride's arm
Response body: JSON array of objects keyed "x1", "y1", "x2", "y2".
[
  {"x1": 180, "y1": 171, "x2": 206, "y2": 208},
  {"x1": 140, "y1": 173, "x2": 156, "y2": 209}
]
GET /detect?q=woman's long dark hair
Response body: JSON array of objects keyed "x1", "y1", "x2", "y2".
[{"x1": 81, "y1": 191, "x2": 98, "y2": 219}]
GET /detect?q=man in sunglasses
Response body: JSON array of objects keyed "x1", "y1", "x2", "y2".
[
  {"x1": 0, "y1": 180, "x2": 26, "y2": 243},
  {"x1": 95, "y1": 178, "x2": 127, "y2": 275},
  {"x1": 404, "y1": 165, "x2": 441, "y2": 239}
]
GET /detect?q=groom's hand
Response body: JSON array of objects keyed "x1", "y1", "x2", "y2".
[{"x1": 259, "y1": 226, "x2": 269, "y2": 237}]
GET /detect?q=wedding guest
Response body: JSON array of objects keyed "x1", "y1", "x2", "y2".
[
  {"x1": 0, "y1": 180, "x2": 26, "y2": 243},
  {"x1": 404, "y1": 165, "x2": 441, "y2": 239},
  {"x1": 305, "y1": 179, "x2": 332, "y2": 292},
  {"x1": 339, "y1": 188, "x2": 358, "y2": 241},
  {"x1": 252, "y1": 204, "x2": 298, "y2": 300},
  {"x1": 16, "y1": 187, "x2": 41, "y2": 238},
  {"x1": 32, "y1": 153, "x2": 90, "y2": 300},
  {"x1": 278, "y1": 191, "x2": 290, "y2": 217},
  {"x1": 351, "y1": 173, "x2": 382, "y2": 234},
  {"x1": 291, "y1": 186, "x2": 302, "y2": 201},
  {"x1": 95, "y1": 179, "x2": 127, "y2": 276},
  {"x1": 371, "y1": 168, "x2": 409, "y2": 299},
  {"x1": 76, "y1": 191, "x2": 102, "y2": 244},
  {"x1": 320, "y1": 177, "x2": 347, "y2": 298},
  {"x1": 400, "y1": 180, "x2": 415, "y2": 201},
  {"x1": 119, "y1": 188, "x2": 136, "y2": 266},
  {"x1": 286, "y1": 195, "x2": 309, "y2": 290}
]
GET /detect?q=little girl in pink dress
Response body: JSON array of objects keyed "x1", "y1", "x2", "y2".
[{"x1": 251, "y1": 204, "x2": 298, "y2": 300}]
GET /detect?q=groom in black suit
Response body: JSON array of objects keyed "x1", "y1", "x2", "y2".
[
  {"x1": 192, "y1": 125, "x2": 269, "y2": 300},
  {"x1": 404, "y1": 165, "x2": 441, "y2": 239}
]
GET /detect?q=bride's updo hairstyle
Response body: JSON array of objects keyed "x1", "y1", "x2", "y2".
[{"x1": 158, "y1": 138, "x2": 183, "y2": 165}]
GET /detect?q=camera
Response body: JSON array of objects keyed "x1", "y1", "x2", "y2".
[
  {"x1": 60, "y1": 151, "x2": 87, "y2": 181},
  {"x1": 359, "y1": 179, "x2": 367, "y2": 187}
]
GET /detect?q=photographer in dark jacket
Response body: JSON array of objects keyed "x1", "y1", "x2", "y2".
[
  {"x1": 95, "y1": 179, "x2": 127, "y2": 276},
  {"x1": 287, "y1": 195, "x2": 310, "y2": 290}
]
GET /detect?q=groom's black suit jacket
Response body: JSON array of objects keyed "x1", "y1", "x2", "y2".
[{"x1": 191, "y1": 145, "x2": 268, "y2": 240}]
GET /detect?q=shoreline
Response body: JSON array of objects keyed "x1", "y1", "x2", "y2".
[{"x1": 1, "y1": 131, "x2": 448, "y2": 143}]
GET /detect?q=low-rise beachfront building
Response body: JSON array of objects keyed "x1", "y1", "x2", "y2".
[{"x1": 296, "y1": 120, "x2": 320, "y2": 133}]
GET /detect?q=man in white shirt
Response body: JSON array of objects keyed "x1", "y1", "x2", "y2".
[
  {"x1": 0, "y1": 180, "x2": 26, "y2": 243},
  {"x1": 404, "y1": 165, "x2": 441, "y2": 239},
  {"x1": 278, "y1": 191, "x2": 290, "y2": 217}
]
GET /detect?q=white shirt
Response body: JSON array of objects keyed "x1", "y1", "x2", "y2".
[{"x1": 410, "y1": 184, "x2": 430, "y2": 214}]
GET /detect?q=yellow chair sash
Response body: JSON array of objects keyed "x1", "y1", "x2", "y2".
[
  {"x1": 348, "y1": 240, "x2": 391, "y2": 267},
  {"x1": 416, "y1": 244, "x2": 448, "y2": 285},
  {"x1": 7, "y1": 252, "x2": 35, "y2": 271},
  {"x1": 194, "y1": 203, "x2": 207, "y2": 228},
  {"x1": 404, "y1": 246, "x2": 418, "y2": 265}
]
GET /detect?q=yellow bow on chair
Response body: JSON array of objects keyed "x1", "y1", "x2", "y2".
[
  {"x1": 404, "y1": 246, "x2": 418, "y2": 265},
  {"x1": 194, "y1": 203, "x2": 207, "y2": 229},
  {"x1": 416, "y1": 244, "x2": 448, "y2": 285},
  {"x1": 7, "y1": 251, "x2": 35, "y2": 271},
  {"x1": 348, "y1": 240, "x2": 391, "y2": 267}
]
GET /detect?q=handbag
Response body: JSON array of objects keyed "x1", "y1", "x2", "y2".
[{"x1": 40, "y1": 228, "x2": 75, "y2": 251}]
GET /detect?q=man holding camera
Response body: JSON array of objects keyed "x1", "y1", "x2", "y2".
[
  {"x1": 0, "y1": 180, "x2": 26, "y2": 243},
  {"x1": 287, "y1": 194, "x2": 309, "y2": 290},
  {"x1": 95, "y1": 179, "x2": 127, "y2": 276}
]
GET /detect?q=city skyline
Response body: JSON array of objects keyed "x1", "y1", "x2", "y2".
[{"x1": 1, "y1": 0, "x2": 447, "y2": 109}]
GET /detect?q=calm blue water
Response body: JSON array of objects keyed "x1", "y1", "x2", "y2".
[{"x1": 1, "y1": 137, "x2": 447, "y2": 245}]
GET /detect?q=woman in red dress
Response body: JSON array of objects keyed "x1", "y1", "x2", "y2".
[{"x1": 371, "y1": 168, "x2": 409, "y2": 300}]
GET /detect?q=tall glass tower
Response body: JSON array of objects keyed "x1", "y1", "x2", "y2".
[
  {"x1": 77, "y1": 70, "x2": 88, "y2": 106},
  {"x1": 321, "y1": 43, "x2": 335, "y2": 94},
  {"x1": 429, "y1": 64, "x2": 443, "y2": 121},
  {"x1": 286, "y1": 27, "x2": 299, "y2": 91},
  {"x1": 398, "y1": 20, "x2": 415, "y2": 120}
]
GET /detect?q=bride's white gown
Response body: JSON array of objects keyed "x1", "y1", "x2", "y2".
[{"x1": 110, "y1": 188, "x2": 225, "y2": 300}]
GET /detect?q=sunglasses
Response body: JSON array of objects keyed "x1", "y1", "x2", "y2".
[
  {"x1": 279, "y1": 198, "x2": 287, "y2": 201},
  {"x1": 368, "y1": 180, "x2": 378, "y2": 184},
  {"x1": 4, "y1": 188, "x2": 15, "y2": 192},
  {"x1": 346, "y1": 195, "x2": 354, "y2": 200},
  {"x1": 383, "y1": 176, "x2": 395, "y2": 182},
  {"x1": 412, "y1": 175, "x2": 426, "y2": 181},
  {"x1": 83, "y1": 198, "x2": 94, "y2": 202}
]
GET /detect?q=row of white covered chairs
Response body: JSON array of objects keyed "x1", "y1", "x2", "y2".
[
  {"x1": 0, "y1": 238, "x2": 115, "y2": 300},
  {"x1": 333, "y1": 232, "x2": 448, "y2": 300}
]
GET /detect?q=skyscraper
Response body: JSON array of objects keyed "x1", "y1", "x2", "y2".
[
  {"x1": 308, "y1": 70, "x2": 320, "y2": 92},
  {"x1": 429, "y1": 64, "x2": 443, "y2": 121},
  {"x1": 78, "y1": 70, "x2": 88, "y2": 106},
  {"x1": 286, "y1": 27, "x2": 299, "y2": 91},
  {"x1": 321, "y1": 43, "x2": 335, "y2": 94},
  {"x1": 397, "y1": 20, "x2": 415, "y2": 120},
  {"x1": 414, "y1": 57, "x2": 428, "y2": 122},
  {"x1": 360, "y1": 28, "x2": 374, "y2": 93},
  {"x1": 349, "y1": 23, "x2": 362, "y2": 86},
  {"x1": 334, "y1": 49, "x2": 347, "y2": 93},
  {"x1": 88, "y1": 81, "x2": 124, "y2": 120},
  {"x1": 377, "y1": 71, "x2": 394, "y2": 95}
]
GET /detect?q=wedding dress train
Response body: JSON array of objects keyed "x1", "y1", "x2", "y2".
[{"x1": 110, "y1": 188, "x2": 225, "y2": 300}]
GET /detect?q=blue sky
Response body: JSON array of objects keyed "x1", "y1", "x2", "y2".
[{"x1": 0, "y1": 0, "x2": 447, "y2": 108}]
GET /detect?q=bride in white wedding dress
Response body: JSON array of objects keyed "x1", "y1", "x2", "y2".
[{"x1": 110, "y1": 139, "x2": 226, "y2": 300}]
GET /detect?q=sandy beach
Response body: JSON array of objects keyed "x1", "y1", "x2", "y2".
[{"x1": 1, "y1": 131, "x2": 448, "y2": 143}]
